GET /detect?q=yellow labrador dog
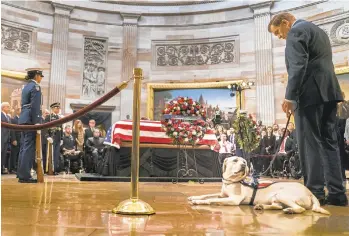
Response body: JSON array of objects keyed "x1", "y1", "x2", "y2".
[{"x1": 188, "y1": 156, "x2": 329, "y2": 215}]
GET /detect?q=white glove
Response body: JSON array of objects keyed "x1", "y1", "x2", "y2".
[{"x1": 47, "y1": 137, "x2": 53, "y2": 143}]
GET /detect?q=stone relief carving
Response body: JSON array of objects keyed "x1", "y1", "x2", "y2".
[
  {"x1": 154, "y1": 37, "x2": 238, "y2": 67},
  {"x1": 330, "y1": 20, "x2": 349, "y2": 45},
  {"x1": 1, "y1": 24, "x2": 31, "y2": 54},
  {"x1": 319, "y1": 19, "x2": 349, "y2": 46},
  {"x1": 82, "y1": 37, "x2": 107, "y2": 98}
]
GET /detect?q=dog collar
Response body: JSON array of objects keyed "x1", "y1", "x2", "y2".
[{"x1": 222, "y1": 178, "x2": 258, "y2": 205}]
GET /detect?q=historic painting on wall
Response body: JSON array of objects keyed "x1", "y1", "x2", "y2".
[
  {"x1": 153, "y1": 87, "x2": 237, "y2": 122},
  {"x1": 337, "y1": 71, "x2": 349, "y2": 119},
  {"x1": 81, "y1": 37, "x2": 107, "y2": 98},
  {"x1": 1, "y1": 76, "x2": 26, "y2": 117}
]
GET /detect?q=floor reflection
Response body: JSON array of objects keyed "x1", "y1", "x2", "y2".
[{"x1": 1, "y1": 175, "x2": 348, "y2": 235}]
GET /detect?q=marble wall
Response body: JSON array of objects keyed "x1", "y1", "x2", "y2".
[{"x1": 1, "y1": 0, "x2": 348, "y2": 126}]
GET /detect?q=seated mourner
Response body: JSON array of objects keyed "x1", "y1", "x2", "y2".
[
  {"x1": 273, "y1": 128, "x2": 295, "y2": 173},
  {"x1": 61, "y1": 125, "x2": 83, "y2": 173},
  {"x1": 85, "y1": 129, "x2": 105, "y2": 173}
]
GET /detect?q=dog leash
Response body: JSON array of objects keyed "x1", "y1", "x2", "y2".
[{"x1": 260, "y1": 113, "x2": 293, "y2": 176}]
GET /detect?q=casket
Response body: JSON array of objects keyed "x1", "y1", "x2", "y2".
[{"x1": 104, "y1": 120, "x2": 217, "y2": 149}]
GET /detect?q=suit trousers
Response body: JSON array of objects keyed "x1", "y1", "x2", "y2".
[
  {"x1": 42, "y1": 143, "x2": 47, "y2": 172},
  {"x1": 1, "y1": 141, "x2": 8, "y2": 169},
  {"x1": 10, "y1": 144, "x2": 20, "y2": 171},
  {"x1": 53, "y1": 142, "x2": 60, "y2": 172},
  {"x1": 17, "y1": 131, "x2": 36, "y2": 180},
  {"x1": 294, "y1": 101, "x2": 345, "y2": 197}
]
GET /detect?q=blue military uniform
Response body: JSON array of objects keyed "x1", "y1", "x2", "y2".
[
  {"x1": 44, "y1": 103, "x2": 63, "y2": 174},
  {"x1": 17, "y1": 69, "x2": 43, "y2": 183}
]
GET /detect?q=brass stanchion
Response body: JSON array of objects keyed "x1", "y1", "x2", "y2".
[
  {"x1": 36, "y1": 130, "x2": 44, "y2": 183},
  {"x1": 112, "y1": 68, "x2": 155, "y2": 215}
]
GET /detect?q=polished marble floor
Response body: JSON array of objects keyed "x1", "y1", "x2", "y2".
[{"x1": 1, "y1": 174, "x2": 349, "y2": 236}]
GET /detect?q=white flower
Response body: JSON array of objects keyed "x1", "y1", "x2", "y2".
[
  {"x1": 182, "y1": 111, "x2": 186, "y2": 114},
  {"x1": 187, "y1": 110, "x2": 191, "y2": 114},
  {"x1": 184, "y1": 97, "x2": 188, "y2": 100},
  {"x1": 169, "y1": 112, "x2": 172, "y2": 115},
  {"x1": 192, "y1": 131, "x2": 197, "y2": 135},
  {"x1": 173, "y1": 101, "x2": 178, "y2": 104},
  {"x1": 171, "y1": 128, "x2": 174, "y2": 131},
  {"x1": 193, "y1": 102, "x2": 196, "y2": 105},
  {"x1": 173, "y1": 132, "x2": 178, "y2": 136},
  {"x1": 168, "y1": 120, "x2": 172, "y2": 124},
  {"x1": 184, "y1": 138, "x2": 189, "y2": 142},
  {"x1": 184, "y1": 102, "x2": 188, "y2": 106},
  {"x1": 196, "y1": 111, "x2": 199, "y2": 114},
  {"x1": 195, "y1": 139, "x2": 199, "y2": 143}
]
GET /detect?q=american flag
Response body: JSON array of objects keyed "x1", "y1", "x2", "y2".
[{"x1": 104, "y1": 120, "x2": 218, "y2": 149}]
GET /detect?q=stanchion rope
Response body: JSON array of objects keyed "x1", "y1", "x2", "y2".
[{"x1": 1, "y1": 80, "x2": 130, "y2": 131}]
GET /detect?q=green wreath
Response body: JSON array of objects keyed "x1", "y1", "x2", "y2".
[{"x1": 232, "y1": 112, "x2": 260, "y2": 153}]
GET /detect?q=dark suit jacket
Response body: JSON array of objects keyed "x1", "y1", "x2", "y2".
[
  {"x1": 275, "y1": 137, "x2": 295, "y2": 154},
  {"x1": 1, "y1": 112, "x2": 10, "y2": 143},
  {"x1": 289, "y1": 129, "x2": 297, "y2": 144},
  {"x1": 285, "y1": 20, "x2": 342, "y2": 107},
  {"x1": 84, "y1": 128, "x2": 94, "y2": 145},
  {"x1": 260, "y1": 135, "x2": 276, "y2": 154}
]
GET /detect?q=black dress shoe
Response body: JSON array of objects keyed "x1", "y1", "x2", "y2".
[
  {"x1": 318, "y1": 197, "x2": 327, "y2": 206},
  {"x1": 313, "y1": 193, "x2": 326, "y2": 206},
  {"x1": 18, "y1": 178, "x2": 37, "y2": 183},
  {"x1": 326, "y1": 194, "x2": 348, "y2": 206}
]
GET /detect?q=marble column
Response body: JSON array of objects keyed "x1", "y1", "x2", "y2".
[
  {"x1": 250, "y1": 1, "x2": 275, "y2": 126},
  {"x1": 120, "y1": 13, "x2": 140, "y2": 120},
  {"x1": 48, "y1": 3, "x2": 73, "y2": 113}
]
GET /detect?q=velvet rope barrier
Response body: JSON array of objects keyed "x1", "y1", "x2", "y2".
[{"x1": 1, "y1": 80, "x2": 130, "y2": 131}]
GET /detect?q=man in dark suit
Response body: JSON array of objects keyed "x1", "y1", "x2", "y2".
[
  {"x1": 17, "y1": 68, "x2": 44, "y2": 183},
  {"x1": 9, "y1": 108, "x2": 21, "y2": 173},
  {"x1": 269, "y1": 13, "x2": 347, "y2": 206},
  {"x1": 273, "y1": 129, "x2": 295, "y2": 173},
  {"x1": 1, "y1": 102, "x2": 11, "y2": 174},
  {"x1": 84, "y1": 119, "x2": 96, "y2": 146}
]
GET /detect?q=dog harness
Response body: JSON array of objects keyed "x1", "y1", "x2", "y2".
[
  {"x1": 240, "y1": 180, "x2": 275, "y2": 205},
  {"x1": 222, "y1": 177, "x2": 275, "y2": 205}
]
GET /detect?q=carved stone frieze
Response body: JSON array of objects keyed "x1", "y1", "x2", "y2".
[
  {"x1": 152, "y1": 36, "x2": 239, "y2": 68},
  {"x1": 317, "y1": 17, "x2": 349, "y2": 46},
  {"x1": 82, "y1": 37, "x2": 108, "y2": 98},
  {"x1": 1, "y1": 24, "x2": 32, "y2": 54}
]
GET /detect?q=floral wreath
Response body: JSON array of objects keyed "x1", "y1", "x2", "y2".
[
  {"x1": 232, "y1": 112, "x2": 260, "y2": 153},
  {"x1": 161, "y1": 97, "x2": 208, "y2": 146}
]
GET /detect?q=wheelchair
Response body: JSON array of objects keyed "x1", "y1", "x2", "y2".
[
  {"x1": 84, "y1": 148, "x2": 106, "y2": 173},
  {"x1": 61, "y1": 151, "x2": 84, "y2": 174},
  {"x1": 270, "y1": 150, "x2": 302, "y2": 179}
]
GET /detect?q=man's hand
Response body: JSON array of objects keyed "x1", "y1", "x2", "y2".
[{"x1": 282, "y1": 99, "x2": 294, "y2": 117}]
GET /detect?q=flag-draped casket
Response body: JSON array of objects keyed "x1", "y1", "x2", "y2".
[{"x1": 104, "y1": 120, "x2": 218, "y2": 149}]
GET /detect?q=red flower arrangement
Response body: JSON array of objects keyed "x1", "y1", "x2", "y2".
[
  {"x1": 162, "y1": 96, "x2": 206, "y2": 117},
  {"x1": 161, "y1": 97, "x2": 208, "y2": 146}
]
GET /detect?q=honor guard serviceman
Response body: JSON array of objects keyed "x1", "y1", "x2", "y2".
[
  {"x1": 17, "y1": 68, "x2": 44, "y2": 183},
  {"x1": 44, "y1": 102, "x2": 63, "y2": 175}
]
